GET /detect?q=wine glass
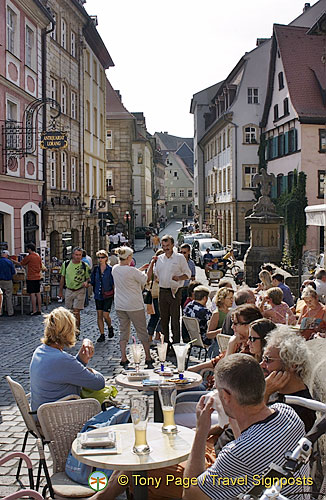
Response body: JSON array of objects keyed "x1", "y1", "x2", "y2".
[
  {"x1": 173, "y1": 343, "x2": 190, "y2": 380},
  {"x1": 131, "y1": 344, "x2": 142, "y2": 372},
  {"x1": 157, "y1": 342, "x2": 168, "y2": 373}
]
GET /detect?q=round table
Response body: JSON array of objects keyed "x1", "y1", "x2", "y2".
[
  {"x1": 115, "y1": 369, "x2": 202, "y2": 422},
  {"x1": 71, "y1": 422, "x2": 195, "y2": 500}
]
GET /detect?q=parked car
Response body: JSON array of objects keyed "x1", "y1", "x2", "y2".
[
  {"x1": 179, "y1": 233, "x2": 211, "y2": 254},
  {"x1": 192, "y1": 238, "x2": 225, "y2": 267},
  {"x1": 135, "y1": 226, "x2": 154, "y2": 239}
]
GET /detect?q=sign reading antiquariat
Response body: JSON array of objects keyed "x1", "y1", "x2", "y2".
[{"x1": 40, "y1": 130, "x2": 68, "y2": 150}]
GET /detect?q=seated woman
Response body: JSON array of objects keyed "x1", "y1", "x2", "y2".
[
  {"x1": 206, "y1": 286, "x2": 234, "y2": 357},
  {"x1": 30, "y1": 307, "x2": 105, "y2": 411},
  {"x1": 297, "y1": 285, "x2": 326, "y2": 340},
  {"x1": 246, "y1": 317, "x2": 277, "y2": 361},
  {"x1": 255, "y1": 269, "x2": 273, "y2": 292},
  {"x1": 260, "y1": 287, "x2": 296, "y2": 325}
]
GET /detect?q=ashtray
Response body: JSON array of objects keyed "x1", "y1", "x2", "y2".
[{"x1": 127, "y1": 371, "x2": 148, "y2": 381}]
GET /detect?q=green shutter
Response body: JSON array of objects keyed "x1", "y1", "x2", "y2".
[
  {"x1": 284, "y1": 132, "x2": 289, "y2": 154},
  {"x1": 282, "y1": 175, "x2": 288, "y2": 194}
]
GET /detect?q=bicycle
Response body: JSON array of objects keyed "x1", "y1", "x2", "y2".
[{"x1": 238, "y1": 396, "x2": 326, "y2": 499}]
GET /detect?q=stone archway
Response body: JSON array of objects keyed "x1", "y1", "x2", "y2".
[{"x1": 50, "y1": 230, "x2": 60, "y2": 259}]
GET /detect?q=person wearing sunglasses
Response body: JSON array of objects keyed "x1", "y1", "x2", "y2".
[
  {"x1": 247, "y1": 318, "x2": 276, "y2": 361},
  {"x1": 90, "y1": 250, "x2": 114, "y2": 343},
  {"x1": 225, "y1": 304, "x2": 263, "y2": 356}
]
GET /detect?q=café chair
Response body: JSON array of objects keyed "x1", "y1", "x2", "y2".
[
  {"x1": 37, "y1": 398, "x2": 101, "y2": 498},
  {"x1": 216, "y1": 333, "x2": 231, "y2": 352},
  {"x1": 1, "y1": 449, "x2": 44, "y2": 500},
  {"x1": 6, "y1": 376, "x2": 80, "y2": 488},
  {"x1": 182, "y1": 316, "x2": 209, "y2": 367}
]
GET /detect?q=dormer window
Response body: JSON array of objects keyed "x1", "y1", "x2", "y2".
[{"x1": 278, "y1": 72, "x2": 284, "y2": 90}]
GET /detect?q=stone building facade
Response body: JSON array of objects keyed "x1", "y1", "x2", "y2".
[{"x1": 165, "y1": 152, "x2": 194, "y2": 220}]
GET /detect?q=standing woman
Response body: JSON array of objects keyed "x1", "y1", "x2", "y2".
[
  {"x1": 90, "y1": 250, "x2": 114, "y2": 343},
  {"x1": 112, "y1": 247, "x2": 154, "y2": 368}
]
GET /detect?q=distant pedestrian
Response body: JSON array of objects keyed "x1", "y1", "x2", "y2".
[
  {"x1": 0, "y1": 250, "x2": 16, "y2": 316},
  {"x1": 58, "y1": 247, "x2": 91, "y2": 331},
  {"x1": 19, "y1": 243, "x2": 42, "y2": 316},
  {"x1": 90, "y1": 250, "x2": 114, "y2": 343},
  {"x1": 152, "y1": 234, "x2": 160, "y2": 252},
  {"x1": 82, "y1": 249, "x2": 92, "y2": 307},
  {"x1": 145, "y1": 230, "x2": 151, "y2": 248}
]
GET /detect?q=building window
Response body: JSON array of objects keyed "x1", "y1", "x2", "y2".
[
  {"x1": 106, "y1": 129, "x2": 113, "y2": 149},
  {"x1": 61, "y1": 83, "x2": 67, "y2": 114},
  {"x1": 86, "y1": 100, "x2": 90, "y2": 130},
  {"x1": 7, "y1": 7, "x2": 15, "y2": 53},
  {"x1": 50, "y1": 152, "x2": 56, "y2": 189},
  {"x1": 283, "y1": 98, "x2": 289, "y2": 115},
  {"x1": 7, "y1": 100, "x2": 17, "y2": 121},
  {"x1": 227, "y1": 128, "x2": 231, "y2": 147},
  {"x1": 274, "y1": 104, "x2": 279, "y2": 121},
  {"x1": 50, "y1": 77, "x2": 57, "y2": 101},
  {"x1": 71, "y1": 91, "x2": 77, "y2": 119},
  {"x1": 277, "y1": 174, "x2": 283, "y2": 197},
  {"x1": 106, "y1": 170, "x2": 113, "y2": 191},
  {"x1": 6, "y1": 99, "x2": 18, "y2": 150},
  {"x1": 182, "y1": 205, "x2": 186, "y2": 214},
  {"x1": 85, "y1": 51, "x2": 90, "y2": 73},
  {"x1": 227, "y1": 166, "x2": 231, "y2": 191},
  {"x1": 319, "y1": 129, "x2": 326, "y2": 152},
  {"x1": 218, "y1": 170, "x2": 222, "y2": 193},
  {"x1": 71, "y1": 31, "x2": 76, "y2": 57},
  {"x1": 243, "y1": 164, "x2": 258, "y2": 188},
  {"x1": 93, "y1": 59, "x2": 97, "y2": 82},
  {"x1": 318, "y1": 170, "x2": 325, "y2": 198},
  {"x1": 248, "y1": 88, "x2": 259, "y2": 104},
  {"x1": 93, "y1": 107, "x2": 98, "y2": 136},
  {"x1": 278, "y1": 72, "x2": 284, "y2": 90},
  {"x1": 170, "y1": 190, "x2": 176, "y2": 198},
  {"x1": 179, "y1": 189, "x2": 185, "y2": 197},
  {"x1": 174, "y1": 171, "x2": 178, "y2": 177},
  {"x1": 244, "y1": 126, "x2": 257, "y2": 144},
  {"x1": 71, "y1": 157, "x2": 76, "y2": 191},
  {"x1": 288, "y1": 128, "x2": 297, "y2": 153},
  {"x1": 25, "y1": 26, "x2": 34, "y2": 68},
  {"x1": 173, "y1": 206, "x2": 178, "y2": 213},
  {"x1": 222, "y1": 169, "x2": 226, "y2": 192},
  {"x1": 50, "y1": 13, "x2": 56, "y2": 40},
  {"x1": 61, "y1": 152, "x2": 67, "y2": 190},
  {"x1": 278, "y1": 134, "x2": 284, "y2": 156},
  {"x1": 288, "y1": 171, "x2": 294, "y2": 192},
  {"x1": 61, "y1": 19, "x2": 67, "y2": 49},
  {"x1": 188, "y1": 189, "x2": 193, "y2": 197}
]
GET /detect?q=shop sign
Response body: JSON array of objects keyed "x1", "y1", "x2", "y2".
[{"x1": 40, "y1": 131, "x2": 68, "y2": 150}]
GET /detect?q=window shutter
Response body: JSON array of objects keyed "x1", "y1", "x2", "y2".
[
  {"x1": 282, "y1": 175, "x2": 288, "y2": 194},
  {"x1": 284, "y1": 132, "x2": 289, "y2": 154}
]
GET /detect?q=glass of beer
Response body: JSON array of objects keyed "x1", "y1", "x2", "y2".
[
  {"x1": 158, "y1": 382, "x2": 177, "y2": 434},
  {"x1": 173, "y1": 343, "x2": 190, "y2": 379},
  {"x1": 130, "y1": 395, "x2": 150, "y2": 455}
]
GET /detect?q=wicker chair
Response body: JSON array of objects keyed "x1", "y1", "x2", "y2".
[
  {"x1": 216, "y1": 333, "x2": 231, "y2": 352},
  {"x1": 6, "y1": 376, "x2": 80, "y2": 488},
  {"x1": 37, "y1": 398, "x2": 101, "y2": 498}
]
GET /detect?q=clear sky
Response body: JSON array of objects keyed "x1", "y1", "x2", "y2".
[{"x1": 85, "y1": 0, "x2": 315, "y2": 138}]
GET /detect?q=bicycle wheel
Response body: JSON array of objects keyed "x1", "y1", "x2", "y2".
[{"x1": 231, "y1": 265, "x2": 241, "y2": 277}]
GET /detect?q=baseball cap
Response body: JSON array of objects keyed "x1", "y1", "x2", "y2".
[{"x1": 2, "y1": 250, "x2": 9, "y2": 255}]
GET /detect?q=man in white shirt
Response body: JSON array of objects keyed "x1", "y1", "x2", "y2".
[
  {"x1": 154, "y1": 235, "x2": 191, "y2": 346},
  {"x1": 314, "y1": 269, "x2": 326, "y2": 303}
]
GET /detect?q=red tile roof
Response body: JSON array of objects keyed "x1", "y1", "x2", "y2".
[{"x1": 275, "y1": 24, "x2": 326, "y2": 121}]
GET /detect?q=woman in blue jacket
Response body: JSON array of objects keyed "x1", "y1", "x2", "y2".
[{"x1": 90, "y1": 250, "x2": 114, "y2": 342}]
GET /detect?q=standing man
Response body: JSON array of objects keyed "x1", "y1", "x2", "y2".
[
  {"x1": 20, "y1": 243, "x2": 42, "y2": 316},
  {"x1": 0, "y1": 250, "x2": 16, "y2": 316},
  {"x1": 154, "y1": 235, "x2": 191, "y2": 348},
  {"x1": 179, "y1": 243, "x2": 196, "y2": 308},
  {"x1": 58, "y1": 247, "x2": 91, "y2": 331}
]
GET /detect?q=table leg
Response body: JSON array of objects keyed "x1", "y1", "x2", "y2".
[
  {"x1": 154, "y1": 392, "x2": 163, "y2": 422},
  {"x1": 132, "y1": 470, "x2": 148, "y2": 500}
]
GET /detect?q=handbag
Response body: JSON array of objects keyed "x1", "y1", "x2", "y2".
[
  {"x1": 99, "y1": 266, "x2": 114, "y2": 299},
  {"x1": 143, "y1": 274, "x2": 154, "y2": 304}
]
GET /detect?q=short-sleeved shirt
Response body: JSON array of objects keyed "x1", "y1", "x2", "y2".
[
  {"x1": 203, "y1": 252, "x2": 214, "y2": 263},
  {"x1": 112, "y1": 264, "x2": 147, "y2": 311},
  {"x1": 0, "y1": 257, "x2": 16, "y2": 281},
  {"x1": 278, "y1": 282, "x2": 294, "y2": 307},
  {"x1": 20, "y1": 252, "x2": 42, "y2": 280},
  {"x1": 184, "y1": 300, "x2": 212, "y2": 345},
  {"x1": 60, "y1": 261, "x2": 91, "y2": 290},
  {"x1": 155, "y1": 251, "x2": 191, "y2": 290},
  {"x1": 184, "y1": 258, "x2": 196, "y2": 287}
]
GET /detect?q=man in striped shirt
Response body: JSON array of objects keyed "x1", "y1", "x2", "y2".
[{"x1": 183, "y1": 354, "x2": 310, "y2": 500}]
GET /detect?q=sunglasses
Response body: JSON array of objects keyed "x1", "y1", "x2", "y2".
[
  {"x1": 261, "y1": 355, "x2": 279, "y2": 364},
  {"x1": 232, "y1": 320, "x2": 251, "y2": 326},
  {"x1": 248, "y1": 336, "x2": 261, "y2": 343},
  {"x1": 98, "y1": 256, "x2": 106, "y2": 259}
]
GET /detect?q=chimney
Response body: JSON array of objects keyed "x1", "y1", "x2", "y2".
[
  {"x1": 114, "y1": 90, "x2": 122, "y2": 102},
  {"x1": 256, "y1": 38, "x2": 269, "y2": 47},
  {"x1": 90, "y1": 15, "x2": 98, "y2": 26},
  {"x1": 303, "y1": 3, "x2": 310, "y2": 11},
  {"x1": 164, "y1": 131, "x2": 168, "y2": 134}
]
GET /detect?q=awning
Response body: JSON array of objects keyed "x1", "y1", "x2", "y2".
[{"x1": 305, "y1": 204, "x2": 326, "y2": 226}]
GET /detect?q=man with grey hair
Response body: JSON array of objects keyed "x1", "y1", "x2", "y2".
[
  {"x1": 261, "y1": 326, "x2": 315, "y2": 431},
  {"x1": 314, "y1": 268, "x2": 326, "y2": 302},
  {"x1": 182, "y1": 354, "x2": 310, "y2": 500}
]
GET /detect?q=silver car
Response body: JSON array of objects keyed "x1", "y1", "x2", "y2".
[{"x1": 192, "y1": 238, "x2": 225, "y2": 267}]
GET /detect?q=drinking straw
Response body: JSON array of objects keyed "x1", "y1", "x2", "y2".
[{"x1": 132, "y1": 335, "x2": 136, "y2": 344}]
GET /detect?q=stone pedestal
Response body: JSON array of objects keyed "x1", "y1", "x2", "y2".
[{"x1": 244, "y1": 215, "x2": 283, "y2": 287}]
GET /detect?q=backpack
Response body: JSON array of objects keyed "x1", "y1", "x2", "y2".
[{"x1": 65, "y1": 406, "x2": 130, "y2": 484}]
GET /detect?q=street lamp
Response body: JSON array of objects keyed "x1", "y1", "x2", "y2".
[{"x1": 109, "y1": 195, "x2": 116, "y2": 205}]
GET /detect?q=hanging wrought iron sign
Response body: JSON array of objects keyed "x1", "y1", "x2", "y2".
[{"x1": 40, "y1": 130, "x2": 68, "y2": 150}]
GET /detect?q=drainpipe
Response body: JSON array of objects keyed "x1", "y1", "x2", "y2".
[
  {"x1": 223, "y1": 115, "x2": 238, "y2": 241},
  {"x1": 41, "y1": 21, "x2": 55, "y2": 241},
  {"x1": 198, "y1": 143, "x2": 205, "y2": 230}
]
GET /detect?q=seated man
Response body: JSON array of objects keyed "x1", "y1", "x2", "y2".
[
  {"x1": 183, "y1": 354, "x2": 310, "y2": 500},
  {"x1": 184, "y1": 286, "x2": 212, "y2": 346},
  {"x1": 261, "y1": 326, "x2": 316, "y2": 431},
  {"x1": 271, "y1": 272, "x2": 294, "y2": 308}
]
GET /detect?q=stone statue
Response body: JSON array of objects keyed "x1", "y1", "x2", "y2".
[{"x1": 251, "y1": 168, "x2": 277, "y2": 217}]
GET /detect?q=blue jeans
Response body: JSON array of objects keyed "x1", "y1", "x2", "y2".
[{"x1": 147, "y1": 298, "x2": 161, "y2": 335}]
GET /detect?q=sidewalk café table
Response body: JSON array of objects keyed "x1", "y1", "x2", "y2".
[
  {"x1": 115, "y1": 369, "x2": 202, "y2": 422},
  {"x1": 71, "y1": 422, "x2": 195, "y2": 500}
]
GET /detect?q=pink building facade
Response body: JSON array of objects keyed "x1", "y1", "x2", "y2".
[{"x1": 0, "y1": 0, "x2": 52, "y2": 254}]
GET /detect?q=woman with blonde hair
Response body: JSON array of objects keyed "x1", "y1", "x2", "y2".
[
  {"x1": 206, "y1": 286, "x2": 235, "y2": 357},
  {"x1": 112, "y1": 246, "x2": 154, "y2": 368},
  {"x1": 90, "y1": 249, "x2": 114, "y2": 343},
  {"x1": 30, "y1": 307, "x2": 105, "y2": 411},
  {"x1": 256, "y1": 269, "x2": 273, "y2": 291}
]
